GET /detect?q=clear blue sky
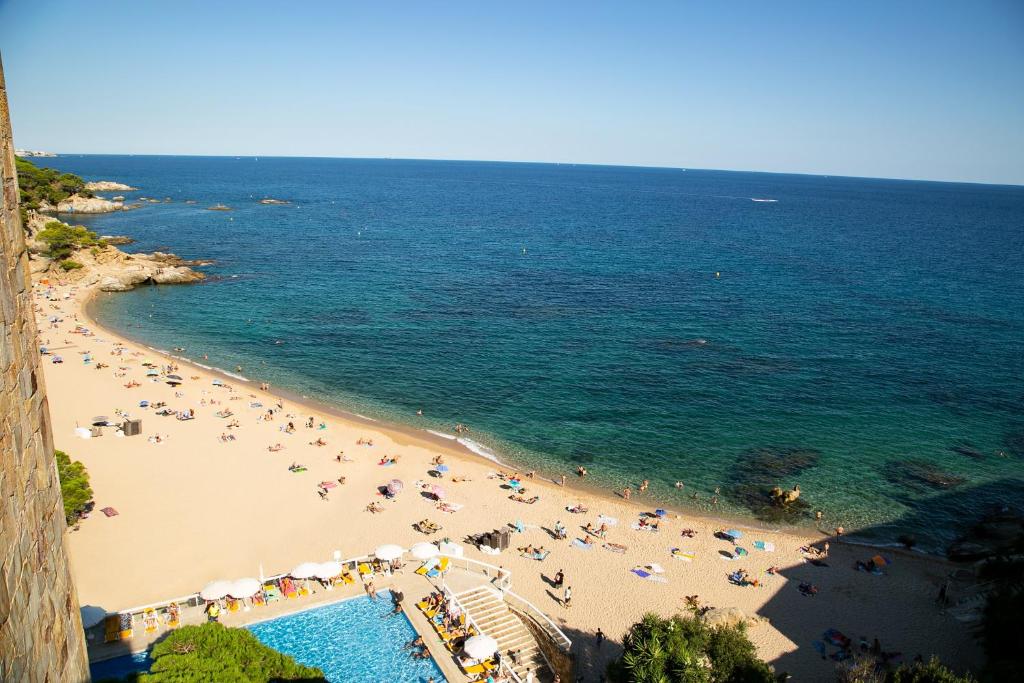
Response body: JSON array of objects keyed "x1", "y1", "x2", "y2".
[{"x1": 2, "y1": 0, "x2": 1022, "y2": 184}]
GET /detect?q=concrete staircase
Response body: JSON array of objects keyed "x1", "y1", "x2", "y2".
[{"x1": 454, "y1": 586, "x2": 551, "y2": 682}]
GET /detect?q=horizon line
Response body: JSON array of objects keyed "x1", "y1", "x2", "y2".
[{"x1": 21, "y1": 150, "x2": 1024, "y2": 189}]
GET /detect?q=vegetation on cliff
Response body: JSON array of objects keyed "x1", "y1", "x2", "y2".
[
  {"x1": 607, "y1": 613, "x2": 774, "y2": 683},
  {"x1": 55, "y1": 450, "x2": 93, "y2": 525},
  {"x1": 15, "y1": 157, "x2": 91, "y2": 221},
  {"x1": 137, "y1": 623, "x2": 325, "y2": 682},
  {"x1": 35, "y1": 221, "x2": 102, "y2": 260}
]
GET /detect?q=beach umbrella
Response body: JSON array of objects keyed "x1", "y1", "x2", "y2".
[
  {"x1": 463, "y1": 635, "x2": 498, "y2": 660},
  {"x1": 146, "y1": 369, "x2": 159, "y2": 376},
  {"x1": 199, "y1": 580, "x2": 233, "y2": 600},
  {"x1": 655, "y1": 509, "x2": 668, "y2": 518},
  {"x1": 435, "y1": 464, "x2": 450, "y2": 473},
  {"x1": 314, "y1": 561, "x2": 343, "y2": 579},
  {"x1": 410, "y1": 542, "x2": 440, "y2": 560},
  {"x1": 387, "y1": 479, "x2": 404, "y2": 495},
  {"x1": 91, "y1": 416, "x2": 109, "y2": 426},
  {"x1": 290, "y1": 562, "x2": 321, "y2": 579},
  {"x1": 167, "y1": 374, "x2": 183, "y2": 381},
  {"x1": 212, "y1": 379, "x2": 223, "y2": 386},
  {"x1": 228, "y1": 577, "x2": 261, "y2": 599},
  {"x1": 871, "y1": 555, "x2": 889, "y2": 567},
  {"x1": 374, "y1": 544, "x2": 404, "y2": 561},
  {"x1": 80, "y1": 605, "x2": 107, "y2": 628},
  {"x1": 432, "y1": 485, "x2": 446, "y2": 500},
  {"x1": 725, "y1": 529, "x2": 743, "y2": 540}
]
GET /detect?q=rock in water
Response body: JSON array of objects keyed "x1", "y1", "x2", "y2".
[{"x1": 84, "y1": 180, "x2": 137, "y2": 191}]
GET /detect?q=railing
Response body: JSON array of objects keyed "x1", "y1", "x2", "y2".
[
  {"x1": 503, "y1": 589, "x2": 573, "y2": 652},
  {"x1": 441, "y1": 555, "x2": 513, "y2": 591}
]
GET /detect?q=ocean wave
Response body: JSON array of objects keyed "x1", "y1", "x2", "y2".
[
  {"x1": 751, "y1": 198, "x2": 778, "y2": 202},
  {"x1": 427, "y1": 430, "x2": 457, "y2": 441},
  {"x1": 218, "y1": 369, "x2": 249, "y2": 381},
  {"x1": 457, "y1": 437, "x2": 505, "y2": 465},
  {"x1": 355, "y1": 413, "x2": 377, "y2": 422}
]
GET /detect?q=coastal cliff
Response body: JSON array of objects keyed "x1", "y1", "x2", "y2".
[{"x1": 27, "y1": 212, "x2": 208, "y2": 292}]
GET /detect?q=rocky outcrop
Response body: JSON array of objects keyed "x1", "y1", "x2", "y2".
[
  {"x1": 84, "y1": 180, "x2": 137, "y2": 191},
  {"x1": 703, "y1": 607, "x2": 766, "y2": 629},
  {"x1": 100, "y1": 235, "x2": 135, "y2": 245},
  {"x1": 33, "y1": 242, "x2": 207, "y2": 292},
  {"x1": 39, "y1": 194, "x2": 124, "y2": 214}
]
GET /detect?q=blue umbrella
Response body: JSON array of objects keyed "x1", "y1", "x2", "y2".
[
  {"x1": 655, "y1": 509, "x2": 668, "y2": 518},
  {"x1": 436, "y1": 464, "x2": 450, "y2": 473},
  {"x1": 726, "y1": 529, "x2": 743, "y2": 540}
]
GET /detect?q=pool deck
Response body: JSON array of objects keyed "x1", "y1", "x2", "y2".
[{"x1": 86, "y1": 570, "x2": 472, "y2": 682}]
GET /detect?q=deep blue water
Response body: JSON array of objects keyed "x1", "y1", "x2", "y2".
[{"x1": 43, "y1": 155, "x2": 1024, "y2": 550}]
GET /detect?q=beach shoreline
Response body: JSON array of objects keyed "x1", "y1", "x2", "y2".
[{"x1": 83, "y1": 287, "x2": 831, "y2": 546}]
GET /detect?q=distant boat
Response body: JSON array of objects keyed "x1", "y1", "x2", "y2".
[{"x1": 751, "y1": 198, "x2": 778, "y2": 203}]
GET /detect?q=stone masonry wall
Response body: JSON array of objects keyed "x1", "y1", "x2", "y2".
[{"x1": 0, "y1": 53, "x2": 91, "y2": 682}]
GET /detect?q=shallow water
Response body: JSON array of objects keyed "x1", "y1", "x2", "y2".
[{"x1": 46, "y1": 155, "x2": 1024, "y2": 551}]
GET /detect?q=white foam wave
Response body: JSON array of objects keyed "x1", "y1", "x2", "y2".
[
  {"x1": 751, "y1": 198, "x2": 778, "y2": 203},
  {"x1": 354, "y1": 414, "x2": 377, "y2": 422},
  {"x1": 457, "y1": 437, "x2": 504, "y2": 464},
  {"x1": 427, "y1": 430, "x2": 457, "y2": 441},
  {"x1": 218, "y1": 369, "x2": 249, "y2": 381}
]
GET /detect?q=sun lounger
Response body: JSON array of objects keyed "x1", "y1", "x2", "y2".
[
  {"x1": 143, "y1": 608, "x2": 158, "y2": 633},
  {"x1": 463, "y1": 663, "x2": 487, "y2": 675},
  {"x1": 263, "y1": 585, "x2": 282, "y2": 602},
  {"x1": 104, "y1": 615, "x2": 121, "y2": 643},
  {"x1": 358, "y1": 563, "x2": 374, "y2": 578}
]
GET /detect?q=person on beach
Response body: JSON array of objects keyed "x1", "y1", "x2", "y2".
[
  {"x1": 366, "y1": 580, "x2": 377, "y2": 599},
  {"x1": 560, "y1": 474, "x2": 566, "y2": 486},
  {"x1": 639, "y1": 479, "x2": 649, "y2": 493},
  {"x1": 576, "y1": 466, "x2": 587, "y2": 477},
  {"x1": 553, "y1": 569, "x2": 564, "y2": 588},
  {"x1": 623, "y1": 487, "x2": 631, "y2": 500},
  {"x1": 596, "y1": 628, "x2": 605, "y2": 648},
  {"x1": 563, "y1": 586, "x2": 572, "y2": 608},
  {"x1": 675, "y1": 481, "x2": 684, "y2": 489}
]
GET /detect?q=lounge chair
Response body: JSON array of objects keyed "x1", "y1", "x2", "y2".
[
  {"x1": 104, "y1": 615, "x2": 121, "y2": 643},
  {"x1": 263, "y1": 584, "x2": 282, "y2": 602},
  {"x1": 357, "y1": 563, "x2": 374, "y2": 579},
  {"x1": 143, "y1": 608, "x2": 159, "y2": 633}
]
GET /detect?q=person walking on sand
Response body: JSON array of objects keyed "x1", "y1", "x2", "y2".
[
  {"x1": 623, "y1": 487, "x2": 632, "y2": 501},
  {"x1": 553, "y1": 569, "x2": 564, "y2": 588},
  {"x1": 596, "y1": 628, "x2": 605, "y2": 648},
  {"x1": 560, "y1": 474, "x2": 566, "y2": 487},
  {"x1": 563, "y1": 586, "x2": 572, "y2": 609}
]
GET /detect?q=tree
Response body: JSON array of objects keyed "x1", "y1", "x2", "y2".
[
  {"x1": 55, "y1": 449, "x2": 93, "y2": 525},
  {"x1": 138, "y1": 623, "x2": 325, "y2": 682},
  {"x1": 607, "y1": 613, "x2": 774, "y2": 683},
  {"x1": 35, "y1": 220, "x2": 100, "y2": 260}
]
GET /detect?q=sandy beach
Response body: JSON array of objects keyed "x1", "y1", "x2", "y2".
[{"x1": 36, "y1": 279, "x2": 982, "y2": 680}]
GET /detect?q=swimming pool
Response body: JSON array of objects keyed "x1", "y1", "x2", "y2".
[
  {"x1": 248, "y1": 592, "x2": 445, "y2": 682},
  {"x1": 89, "y1": 592, "x2": 444, "y2": 682}
]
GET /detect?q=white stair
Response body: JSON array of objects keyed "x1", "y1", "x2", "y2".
[{"x1": 455, "y1": 586, "x2": 552, "y2": 682}]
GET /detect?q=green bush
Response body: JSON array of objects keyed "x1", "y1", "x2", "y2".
[
  {"x1": 607, "y1": 613, "x2": 774, "y2": 683},
  {"x1": 139, "y1": 623, "x2": 325, "y2": 682},
  {"x1": 60, "y1": 259, "x2": 83, "y2": 271},
  {"x1": 16, "y1": 157, "x2": 91, "y2": 211},
  {"x1": 980, "y1": 580, "x2": 1024, "y2": 682},
  {"x1": 55, "y1": 450, "x2": 93, "y2": 525},
  {"x1": 35, "y1": 221, "x2": 99, "y2": 260}
]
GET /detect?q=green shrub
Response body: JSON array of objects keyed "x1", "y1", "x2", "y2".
[
  {"x1": 980, "y1": 581, "x2": 1024, "y2": 682},
  {"x1": 139, "y1": 623, "x2": 325, "y2": 682},
  {"x1": 60, "y1": 259, "x2": 83, "y2": 271},
  {"x1": 16, "y1": 157, "x2": 91, "y2": 211},
  {"x1": 607, "y1": 613, "x2": 774, "y2": 683},
  {"x1": 55, "y1": 450, "x2": 93, "y2": 525},
  {"x1": 35, "y1": 221, "x2": 99, "y2": 260}
]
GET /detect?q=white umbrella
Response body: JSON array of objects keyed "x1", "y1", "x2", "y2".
[
  {"x1": 374, "y1": 544, "x2": 404, "y2": 561},
  {"x1": 314, "y1": 561, "x2": 343, "y2": 579},
  {"x1": 228, "y1": 577, "x2": 261, "y2": 598},
  {"x1": 290, "y1": 562, "x2": 321, "y2": 579},
  {"x1": 463, "y1": 634, "x2": 498, "y2": 660},
  {"x1": 200, "y1": 580, "x2": 233, "y2": 600},
  {"x1": 80, "y1": 605, "x2": 107, "y2": 628},
  {"x1": 410, "y1": 542, "x2": 439, "y2": 560}
]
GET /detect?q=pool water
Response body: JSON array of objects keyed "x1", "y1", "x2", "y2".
[
  {"x1": 88, "y1": 593, "x2": 444, "y2": 682},
  {"x1": 248, "y1": 592, "x2": 445, "y2": 682}
]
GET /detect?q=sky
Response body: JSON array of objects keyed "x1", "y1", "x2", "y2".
[{"x1": 1, "y1": 1, "x2": 1022, "y2": 184}]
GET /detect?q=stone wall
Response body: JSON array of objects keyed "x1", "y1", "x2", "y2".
[{"x1": 0, "y1": 53, "x2": 91, "y2": 682}]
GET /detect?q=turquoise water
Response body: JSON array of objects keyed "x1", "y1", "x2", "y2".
[
  {"x1": 247, "y1": 593, "x2": 443, "y2": 682},
  {"x1": 87, "y1": 594, "x2": 442, "y2": 682},
  {"x1": 44, "y1": 155, "x2": 1024, "y2": 551}
]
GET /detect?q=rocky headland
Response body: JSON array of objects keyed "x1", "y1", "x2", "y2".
[
  {"x1": 38, "y1": 195, "x2": 126, "y2": 214},
  {"x1": 84, "y1": 180, "x2": 137, "y2": 192}
]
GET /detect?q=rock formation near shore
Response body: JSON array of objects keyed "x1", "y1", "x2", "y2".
[
  {"x1": 35, "y1": 244, "x2": 208, "y2": 291},
  {"x1": 38, "y1": 194, "x2": 125, "y2": 214},
  {"x1": 84, "y1": 180, "x2": 137, "y2": 191}
]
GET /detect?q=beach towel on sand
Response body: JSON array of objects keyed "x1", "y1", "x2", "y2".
[
  {"x1": 671, "y1": 548, "x2": 695, "y2": 561},
  {"x1": 603, "y1": 543, "x2": 627, "y2": 553},
  {"x1": 631, "y1": 568, "x2": 669, "y2": 583},
  {"x1": 571, "y1": 539, "x2": 594, "y2": 551},
  {"x1": 598, "y1": 515, "x2": 618, "y2": 526},
  {"x1": 753, "y1": 541, "x2": 775, "y2": 552}
]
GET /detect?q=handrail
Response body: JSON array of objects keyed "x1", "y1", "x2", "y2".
[
  {"x1": 503, "y1": 589, "x2": 572, "y2": 651},
  {"x1": 441, "y1": 555, "x2": 513, "y2": 590}
]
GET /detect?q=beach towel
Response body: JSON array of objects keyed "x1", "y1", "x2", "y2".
[
  {"x1": 753, "y1": 541, "x2": 775, "y2": 552},
  {"x1": 631, "y1": 568, "x2": 669, "y2": 583},
  {"x1": 631, "y1": 522, "x2": 659, "y2": 532},
  {"x1": 598, "y1": 515, "x2": 618, "y2": 526},
  {"x1": 101, "y1": 507, "x2": 119, "y2": 517},
  {"x1": 438, "y1": 502, "x2": 463, "y2": 513},
  {"x1": 571, "y1": 539, "x2": 594, "y2": 551},
  {"x1": 319, "y1": 481, "x2": 338, "y2": 489},
  {"x1": 603, "y1": 543, "x2": 628, "y2": 554},
  {"x1": 671, "y1": 548, "x2": 695, "y2": 561},
  {"x1": 289, "y1": 467, "x2": 307, "y2": 473}
]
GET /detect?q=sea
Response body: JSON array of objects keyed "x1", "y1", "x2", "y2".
[{"x1": 40, "y1": 155, "x2": 1024, "y2": 552}]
